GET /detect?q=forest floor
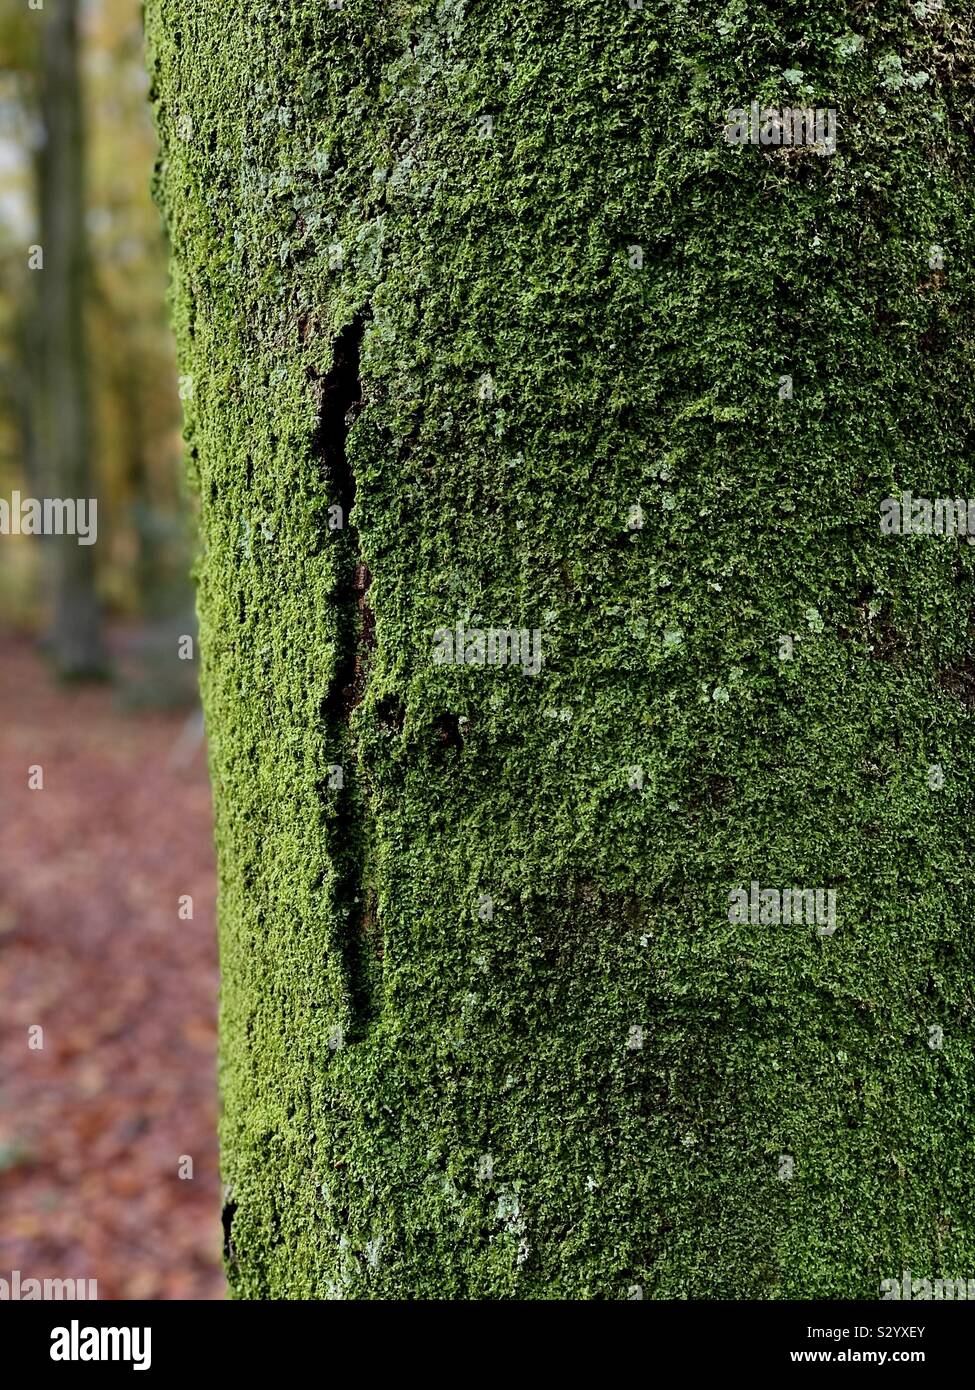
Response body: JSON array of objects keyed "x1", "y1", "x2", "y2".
[{"x1": 0, "y1": 628, "x2": 224, "y2": 1300}]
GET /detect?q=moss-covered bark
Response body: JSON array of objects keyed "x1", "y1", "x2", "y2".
[{"x1": 146, "y1": 0, "x2": 975, "y2": 1298}]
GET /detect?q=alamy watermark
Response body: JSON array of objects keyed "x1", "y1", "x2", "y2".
[
  {"x1": 881, "y1": 1271, "x2": 975, "y2": 1300},
  {"x1": 729, "y1": 881, "x2": 837, "y2": 934},
  {"x1": 0, "y1": 491, "x2": 97, "y2": 545},
  {"x1": 725, "y1": 102, "x2": 837, "y2": 154},
  {"x1": 881, "y1": 491, "x2": 975, "y2": 543},
  {"x1": 50, "y1": 1320, "x2": 151, "y2": 1371},
  {"x1": 432, "y1": 620, "x2": 542, "y2": 676},
  {"x1": 0, "y1": 1269, "x2": 97, "y2": 1299}
]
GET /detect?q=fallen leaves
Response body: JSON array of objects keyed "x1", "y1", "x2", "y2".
[{"x1": 0, "y1": 630, "x2": 224, "y2": 1300}]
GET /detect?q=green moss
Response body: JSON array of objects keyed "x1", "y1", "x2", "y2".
[{"x1": 147, "y1": 0, "x2": 975, "y2": 1298}]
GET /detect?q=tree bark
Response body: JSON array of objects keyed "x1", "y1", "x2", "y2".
[
  {"x1": 37, "y1": 0, "x2": 104, "y2": 676},
  {"x1": 146, "y1": 1, "x2": 975, "y2": 1298}
]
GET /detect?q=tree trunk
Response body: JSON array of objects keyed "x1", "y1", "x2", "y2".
[
  {"x1": 146, "y1": 2, "x2": 975, "y2": 1298},
  {"x1": 37, "y1": 0, "x2": 104, "y2": 676}
]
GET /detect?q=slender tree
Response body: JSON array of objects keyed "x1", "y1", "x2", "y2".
[
  {"x1": 147, "y1": 1, "x2": 975, "y2": 1298},
  {"x1": 36, "y1": 0, "x2": 104, "y2": 676}
]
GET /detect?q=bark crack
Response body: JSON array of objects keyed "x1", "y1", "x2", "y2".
[{"x1": 312, "y1": 314, "x2": 380, "y2": 1036}]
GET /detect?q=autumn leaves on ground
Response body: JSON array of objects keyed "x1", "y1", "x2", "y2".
[{"x1": 0, "y1": 630, "x2": 223, "y2": 1299}]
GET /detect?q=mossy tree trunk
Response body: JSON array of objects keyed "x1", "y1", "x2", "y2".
[{"x1": 147, "y1": 1, "x2": 975, "y2": 1298}]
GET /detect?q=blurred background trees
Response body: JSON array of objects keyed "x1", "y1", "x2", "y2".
[
  {"x1": 0, "y1": 4, "x2": 221, "y2": 1301},
  {"x1": 0, "y1": 0, "x2": 191, "y2": 683}
]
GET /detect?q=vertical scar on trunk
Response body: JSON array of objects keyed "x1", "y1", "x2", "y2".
[
  {"x1": 313, "y1": 313, "x2": 380, "y2": 1036},
  {"x1": 313, "y1": 313, "x2": 372, "y2": 710}
]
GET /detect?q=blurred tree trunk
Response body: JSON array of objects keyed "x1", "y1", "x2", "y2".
[
  {"x1": 10, "y1": 308, "x2": 40, "y2": 497},
  {"x1": 116, "y1": 355, "x2": 165, "y2": 615},
  {"x1": 36, "y1": 0, "x2": 105, "y2": 676},
  {"x1": 147, "y1": 1, "x2": 975, "y2": 1298}
]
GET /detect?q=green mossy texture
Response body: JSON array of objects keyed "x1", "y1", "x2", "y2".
[{"x1": 146, "y1": 0, "x2": 975, "y2": 1298}]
